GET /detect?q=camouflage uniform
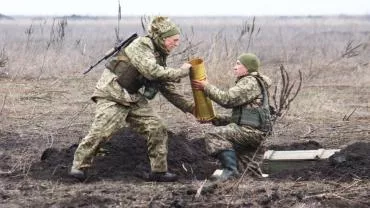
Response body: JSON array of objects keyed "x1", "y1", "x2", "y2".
[
  {"x1": 72, "y1": 35, "x2": 193, "y2": 173},
  {"x1": 203, "y1": 72, "x2": 272, "y2": 155}
]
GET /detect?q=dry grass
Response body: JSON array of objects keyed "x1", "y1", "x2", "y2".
[
  {"x1": 0, "y1": 17, "x2": 368, "y2": 125},
  {"x1": 1, "y1": 15, "x2": 369, "y2": 123}
]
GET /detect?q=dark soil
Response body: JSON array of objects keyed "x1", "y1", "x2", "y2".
[
  {"x1": 1, "y1": 127, "x2": 369, "y2": 208},
  {"x1": 29, "y1": 129, "x2": 217, "y2": 183}
]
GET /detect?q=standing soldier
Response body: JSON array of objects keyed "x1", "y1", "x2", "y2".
[
  {"x1": 192, "y1": 53, "x2": 273, "y2": 182},
  {"x1": 70, "y1": 16, "x2": 194, "y2": 182}
]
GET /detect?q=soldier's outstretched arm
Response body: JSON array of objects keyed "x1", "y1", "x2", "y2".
[
  {"x1": 158, "y1": 82, "x2": 194, "y2": 114},
  {"x1": 204, "y1": 76, "x2": 260, "y2": 108}
]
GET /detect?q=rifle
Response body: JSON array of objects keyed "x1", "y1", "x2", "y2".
[{"x1": 83, "y1": 33, "x2": 138, "y2": 74}]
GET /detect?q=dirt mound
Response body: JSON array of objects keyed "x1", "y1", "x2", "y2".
[
  {"x1": 29, "y1": 129, "x2": 217, "y2": 182},
  {"x1": 270, "y1": 142, "x2": 370, "y2": 181},
  {"x1": 329, "y1": 141, "x2": 370, "y2": 178},
  {"x1": 2, "y1": 128, "x2": 368, "y2": 207}
]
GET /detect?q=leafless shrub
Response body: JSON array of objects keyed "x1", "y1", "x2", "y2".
[
  {"x1": 207, "y1": 28, "x2": 225, "y2": 60},
  {"x1": 272, "y1": 64, "x2": 303, "y2": 121},
  {"x1": 343, "y1": 108, "x2": 357, "y2": 121},
  {"x1": 237, "y1": 16, "x2": 260, "y2": 51},
  {"x1": 56, "y1": 18, "x2": 68, "y2": 42},
  {"x1": 39, "y1": 19, "x2": 47, "y2": 36},
  {"x1": 327, "y1": 39, "x2": 363, "y2": 65},
  {"x1": 0, "y1": 94, "x2": 6, "y2": 115},
  {"x1": 204, "y1": 17, "x2": 260, "y2": 77},
  {"x1": 0, "y1": 47, "x2": 8, "y2": 68},
  {"x1": 341, "y1": 40, "x2": 363, "y2": 58},
  {"x1": 24, "y1": 23, "x2": 34, "y2": 48},
  {"x1": 306, "y1": 39, "x2": 364, "y2": 81},
  {"x1": 74, "y1": 39, "x2": 87, "y2": 55},
  {"x1": 140, "y1": 15, "x2": 150, "y2": 33},
  {"x1": 114, "y1": 0, "x2": 122, "y2": 42},
  {"x1": 33, "y1": 18, "x2": 68, "y2": 79},
  {"x1": 48, "y1": 18, "x2": 68, "y2": 47}
]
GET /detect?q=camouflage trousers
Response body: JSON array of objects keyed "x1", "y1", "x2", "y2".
[
  {"x1": 205, "y1": 123, "x2": 265, "y2": 155},
  {"x1": 73, "y1": 98, "x2": 168, "y2": 172}
]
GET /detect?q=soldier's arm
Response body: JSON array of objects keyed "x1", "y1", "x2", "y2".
[
  {"x1": 158, "y1": 82, "x2": 194, "y2": 113},
  {"x1": 204, "y1": 76, "x2": 260, "y2": 108},
  {"x1": 125, "y1": 37, "x2": 188, "y2": 82}
]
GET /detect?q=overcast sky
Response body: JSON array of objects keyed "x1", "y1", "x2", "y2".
[{"x1": 2, "y1": 0, "x2": 370, "y2": 16}]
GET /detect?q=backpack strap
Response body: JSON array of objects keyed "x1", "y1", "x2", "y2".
[{"x1": 253, "y1": 75, "x2": 270, "y2": 109}]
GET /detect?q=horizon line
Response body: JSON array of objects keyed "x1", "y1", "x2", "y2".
[{"x1": 2, "y1": 13, "x2": 370, "y2": 18}]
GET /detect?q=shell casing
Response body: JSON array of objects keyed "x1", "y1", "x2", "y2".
[{"x1": 189, "y1": 58, "x2": 216, "y2": 121}]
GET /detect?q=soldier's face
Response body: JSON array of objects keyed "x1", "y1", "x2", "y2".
[
  {"x1": 164, "y1": 34, "x2": 180, "y2": 52},
  {"x1": 233, "y1": 60, "x2": 248, "y2": 77}
]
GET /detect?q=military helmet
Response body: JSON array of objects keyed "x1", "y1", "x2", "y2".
[
  {"x1": 237, "y1": 53, "x2": 260, "y2": 73},
  {"x1": 148, "y1": 16, "x2": 180, "y2": 39}
]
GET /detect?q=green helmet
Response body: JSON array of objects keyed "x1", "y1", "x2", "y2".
[{"x1": 238, "y1": 53, "x2": 260, "y2": 73}]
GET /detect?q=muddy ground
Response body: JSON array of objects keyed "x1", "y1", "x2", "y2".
[{"x1": 0, "y1": 76, "x2": 369, "y2": 208}]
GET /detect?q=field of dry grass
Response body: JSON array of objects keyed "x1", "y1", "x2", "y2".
[{"x1": 0, "y1": 15, "x2": 369, "y2": 207}]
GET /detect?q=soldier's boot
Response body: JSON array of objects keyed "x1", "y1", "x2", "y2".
[
  {"x1": 69, "y1": 167, "x2": 87, "y2": 181},
  {"x1": 148, "y1": 171, "x2": 178, "y2": 182},
  {"x1": 210, "y1": 150, "x2": 240, "y2": 182}
]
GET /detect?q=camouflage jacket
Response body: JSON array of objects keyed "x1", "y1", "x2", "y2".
[
  {"x1": 91, "y1": 36, "x2": 193, "y2": 113},
  {"x1": 204, "y1": 72, "x2": 272, "y2": 125}
]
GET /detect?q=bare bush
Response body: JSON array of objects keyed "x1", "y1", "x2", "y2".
[
  {"x1": 114, "y1": 0, "x2": 122, "y2": 42},
  {"x1": 24, "y1": 23, "x2": 34, "y2": 48},
  {"x1": 0, "y1": 47, "x2": 8, "y2": 68},
  {"x1": 48, "y1": 18, "x2": 68, "y2": 47},
  {"x1": 237, "y1": 16, "x2": 260, "y2": 51},
  {"x1": 328, "y1": 39, "x2": 364, "y2": 65},
  {"x1": 272, "y1": 64, "x2": 303, "y2": 120},
  {"x1": 140, "y1": 15, "x2": 150, "y2": 33}
]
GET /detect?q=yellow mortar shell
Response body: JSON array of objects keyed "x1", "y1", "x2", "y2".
[{"x1": 189, "y1": 58, "x2": 216, "y2": 121}]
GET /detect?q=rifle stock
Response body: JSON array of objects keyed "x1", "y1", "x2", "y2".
[{"x1": 83, "y1": 33, "x2": 138, "y2": 75}]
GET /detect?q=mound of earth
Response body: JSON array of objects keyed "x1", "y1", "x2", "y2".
[
  {"x1": 1, "y1": 128, "x2": 369, "y2": 207},
  {"x1": 28, "y1": 132, "x2": 370, "y2": 183},
  {"x1": 29, "y1": 129, "x2": 217, "y2": 182}
]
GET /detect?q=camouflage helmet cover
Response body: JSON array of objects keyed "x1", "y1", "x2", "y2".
[{"x1": 148, "y1": 16, "x2": 180, "y2": 39}]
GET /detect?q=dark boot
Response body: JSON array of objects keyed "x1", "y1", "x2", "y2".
[
  {"x1": 69, "y1": 167, "x2": 87, "y2": 181},
  {"x1": 210, "y1": 150, "x2": 240, "y2": 182},
  {"x1": 148, "y1": 172, "x2": 178, "y2": 182}
]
